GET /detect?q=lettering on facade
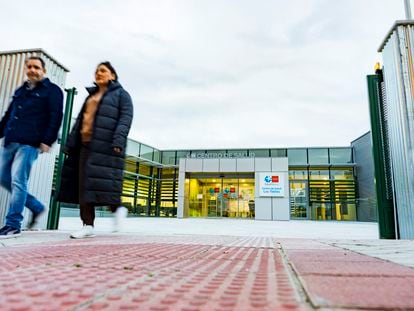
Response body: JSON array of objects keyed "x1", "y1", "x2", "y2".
[{"x1": 186, "y1": 152, "x2": 255, "y2": 159}]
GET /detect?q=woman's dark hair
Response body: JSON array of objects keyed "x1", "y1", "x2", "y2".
[{"x1": 98, "y1": 61, "x2": 118, "y2": 81}]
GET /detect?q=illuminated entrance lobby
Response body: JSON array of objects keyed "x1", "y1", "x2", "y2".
[
  {"x1": 84, "y1": 139, "x2": 360, "y2": 221},
  {"x1": 186, "y1": 175, "x2": 255, "y2": 218}
]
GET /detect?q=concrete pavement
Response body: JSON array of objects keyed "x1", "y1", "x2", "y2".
[
  {"x1": 58, "y1": 217, "x2": 379, "y2": 239},
  {"x1": 0, "y1": 218, "x2": 413, "y2": 310}
]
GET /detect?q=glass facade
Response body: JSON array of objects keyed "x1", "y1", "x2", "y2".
[
  {"x1": 289, "y1": 166, "x2": 356, "y2": 220},
  {"x1": 308, "y1": 149, "x2": 329, "y2": 165},
  {"x1": 287, "y1": 149, "x2": 307, "y2": 165},
  {"x1": 61, "y1": 139, "x2": 357, "y2": 221}
]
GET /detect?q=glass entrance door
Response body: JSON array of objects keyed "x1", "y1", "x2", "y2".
[
  {"x1": 207, "y1": 180, "x2": 221, "y2": 217},
  {"x1": 290, "y1": 181, "x2": 308, "y2": 219},
  {"x1": 187, "y1": 176, "x2": 255, "y2": 218},
  {"x1": 239, "y1": 179, "x2": 255, "y2": 218},
  {"x1": 222, "y1": 179, "x2": 238, "y2": 217}
]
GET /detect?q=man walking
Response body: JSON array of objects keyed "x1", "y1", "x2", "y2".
[{"x1": 0, "y1": 56, "x2": 63, "y2": 238}]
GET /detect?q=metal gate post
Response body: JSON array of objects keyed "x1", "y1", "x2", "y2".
[
  {"x1": 367, "y1": 73, "x2": 396, "y2": 239},
  {"x1": 47, "y1": 87, "x2": 77, "y2": 230}
]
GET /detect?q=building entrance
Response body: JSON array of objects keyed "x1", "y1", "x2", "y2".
[
  {"x1": 290, "y1": 181, "x2": 309, "y2": 219},
  {"x1": 187, "y1": 175, "x2": 255, "y2": 218}
]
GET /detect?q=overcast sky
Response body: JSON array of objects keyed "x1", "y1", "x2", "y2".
[{"x1": 0, "y1": 0, "x2": 406, "y2": 150}]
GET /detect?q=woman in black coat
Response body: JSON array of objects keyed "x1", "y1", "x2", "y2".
[{"x1": 58, "y1": 62, "x2": 133, "y2": 239}]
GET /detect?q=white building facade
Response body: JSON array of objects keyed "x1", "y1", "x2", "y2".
[{"x1": 177, "y1": 157, "x2": 290, "y2": 220}]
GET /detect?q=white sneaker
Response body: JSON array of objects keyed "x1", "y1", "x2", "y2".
[
  {"x1": 70, "y1": 225, "x2": 95, "y2": 239},
  {"x1": 113, "y1": 206, "x2": 128, "y2": 232}
]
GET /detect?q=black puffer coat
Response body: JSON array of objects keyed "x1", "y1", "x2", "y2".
[{"x1": 57, "y1": 81, "x2": 133, "y2": 205}]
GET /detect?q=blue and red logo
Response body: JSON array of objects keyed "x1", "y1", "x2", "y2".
[{"x1": 264, "y1": 175, "x2": 279, "y2": 183}]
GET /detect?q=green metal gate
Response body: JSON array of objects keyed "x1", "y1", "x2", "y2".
[{"x1": 367, "y1": 71, "x2": 396, "y2": 239}]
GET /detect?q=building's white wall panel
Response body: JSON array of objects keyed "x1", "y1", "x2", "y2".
[
  {"x1": 185, "y1": 159, "x2": 203, "y2": 172},
  {"x1": 177, "y1": 169, "x2": 186, "y2": 218},
  {"x1": 177, "y1": 196, "x2": 184, "y2": 218},
  {"x1": 202, "y1": 159, "x2": 219, "y2": 172},
  {"x1": 179, "y1": 158, "x2": 186, "y2": 173},
  {"x1": 255, "y1": 158, "x2": 271, "y2": 171},
  {"x1": 272, "y1": 158, "x2": 289, "y2": 171},
  {"x1": 236, "y1": 158, "x2": 254, "y2": 172},
  {"x1": 272, "y1": 197, "x2": 290, "y2": 220},
  {"x1": 254, "y1": 198, "x2": 272, "y2": 220},
  {"x1": 177, "y1": 172, "x2": 186, "y2": 197},
  {"x1": 219, "y1": 159, "x2": 236, "y2": 172}
]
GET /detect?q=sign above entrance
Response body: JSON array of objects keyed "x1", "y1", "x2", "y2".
[
  {"x1": 186, "y1": 152, "x2": 255, "y2": 159},
  {"x1": 259, "y1": 172, "x2": 285, "y2": 197}
]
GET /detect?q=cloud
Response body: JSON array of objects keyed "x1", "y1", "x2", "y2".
[{"x1": 0, "y1": 0, "x2": 405, "y2": 150}]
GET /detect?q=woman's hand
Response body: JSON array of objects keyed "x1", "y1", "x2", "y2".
[{"x1": 113, "y1": 147, "x2": 121, "y2": 153}]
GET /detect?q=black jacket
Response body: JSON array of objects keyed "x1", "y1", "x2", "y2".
[
  {"x1": 0, "y1": 78, "x2": 63, "y2": 147},
  {"x1": 58, "y1": 81, "x2": 133, "y2": 205}
]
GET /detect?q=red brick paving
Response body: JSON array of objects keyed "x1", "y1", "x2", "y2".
[
  {"x1": 1, "y1": 235, "x2": 414, "y2": 310},
  {"x1": 281, "y1": 240, "x2": 414, "y2": 310},
  {"x1": 299, "y1": 275, "x2": 414, "y2": 310}
]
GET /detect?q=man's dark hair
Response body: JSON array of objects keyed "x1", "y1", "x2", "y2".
[
  {"x1": 25, "y1": 56, "x2": 46, "y2": 69},
  {"x1": 98, "y1": 61, "x2": 118, "y2": 81}
]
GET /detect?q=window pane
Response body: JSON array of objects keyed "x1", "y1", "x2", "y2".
[
  {"x1": 153, "y1": 150, "x2": 161, "y2": 163},
  {"x1": 228, "y1": 149, "x2": 248, "y2": 158},
  {"x1": 330, "y1": 148, "x2": 353, "y2": 164},
  {"x1": 271, "y1": 149, "x2": 287, "y2": 157},
  {"x1": 308, "y1": 149, "x2": 328, "y2": 165},
  {"x1": 249, "y1": 149, "x2": 269, "y2": 157},
  {"x1": 138, "y1": 163, "x2": 151, "y2": 176},
  {"x1": 188, "y1": 150, "x2": 206, "y2": 159},
  {"x1": 330, "y1": 168, "x2": 354, "y2": 180},
  {"x1": 176, "y1": 151, "x2": 189, "y2": 164},
  {"x1": 289, "y1": 169, "x2": 308, "y2": 180},
  {"x1": 140, "y1": 144, "x2": 153, "y2": 161},
  {"x1": 288, "y1": 149, "x2": 307, "y2": 165},
  {"x1": 161, "y1": 151, "x2": 176, "y2": 165},
  {"x1": 122, "y1": 172, "x2": 136, "y2": 198},
  {"x1": 124, "y1": 157, "x2": 137, "y2": 173},
  {"x1": 309, "y1": 169, "x2": 329, "y2": 180},
  {"x1": 205, "y1": 150, "x2": 221, "y2": 158},
  {"x1": 161, "y1": 168, "x2": 176, "y2": 179},
  {"x1": 126, "y1": 140, "x2": 140, "y2": 157}
]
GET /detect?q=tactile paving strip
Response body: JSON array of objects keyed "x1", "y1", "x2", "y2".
[
  {"x1": 0, "y1": 239, "x2": 306, "y2": 311},
  {"x1": 36, "y1": 235, "x2": 280, "y2": 249}
]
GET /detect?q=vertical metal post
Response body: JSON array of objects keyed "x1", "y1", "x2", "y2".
[
  {"x1": 47, "y1": 87, "x2": 77, "y2": 230},
  {"x1": 405, "y1": 0, "x2": 412, "y2": 19},
  {"x1": 155, "y1": 167, "x2": 162, "y2": 216},
  {"x1": 147, "y1": 166, "x2": 154, "y2": 216},
  {"x1": 367, "y1": 73, "x2": 396, "y2": 239}
]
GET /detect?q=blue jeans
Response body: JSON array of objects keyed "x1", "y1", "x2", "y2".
[{"x1": 0, "y1": 143, "x2": 44, "y2": 229}]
